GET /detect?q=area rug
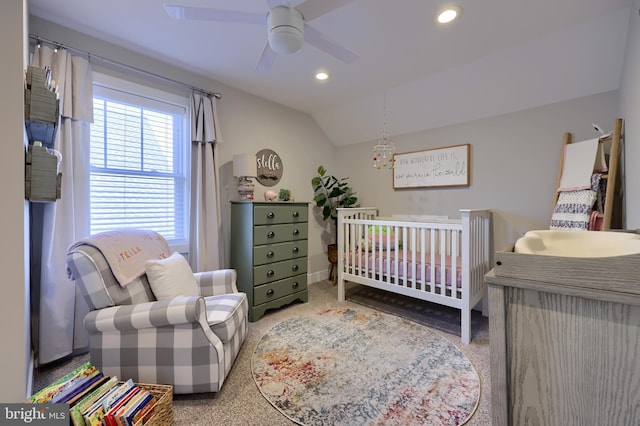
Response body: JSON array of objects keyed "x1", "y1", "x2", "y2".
[
  {"x1": 252, "y1": 308, "x2": 480, "y2": 426},
  {"x1": 346, "y1": 284, "x2": 486, "y2": 338}
]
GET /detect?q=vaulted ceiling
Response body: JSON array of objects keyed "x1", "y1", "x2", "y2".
[{"x1": 28, "y1": 0, "x2": 633, "y2": 145}]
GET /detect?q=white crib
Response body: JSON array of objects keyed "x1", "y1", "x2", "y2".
[{"x1": 337, "y1": 208, "x2": 492, "y2": 344}]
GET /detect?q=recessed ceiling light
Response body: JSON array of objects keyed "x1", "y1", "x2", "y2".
[
  {"x1": 436, "y1": 6, "x2": 462, "y2": 24},
  {"x1": 315, "y1": 72, "x2": 329, "y2": 81}
]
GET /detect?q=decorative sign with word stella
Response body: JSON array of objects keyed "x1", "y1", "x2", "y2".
[
  {"x1": 256, "y1": 149, "x2": 283, "y2": 187},
  {"x1": 393, "y1": 144, "x2": 469, "y2": 189}
]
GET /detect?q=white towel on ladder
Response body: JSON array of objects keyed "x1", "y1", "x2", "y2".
[{"x1": 557, "y1": 138, "x2": 600, "y2": 192}]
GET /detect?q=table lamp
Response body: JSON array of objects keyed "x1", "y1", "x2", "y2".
[{"x1": 233, "y1": 153, "x2": 256, "y2": 200}]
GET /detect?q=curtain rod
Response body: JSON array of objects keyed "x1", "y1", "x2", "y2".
[{"x1": 29, "y1": 34, "x2": 222, "y2": 99}]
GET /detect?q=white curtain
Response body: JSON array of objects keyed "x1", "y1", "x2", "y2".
[
  {"x1": 31, "y1": 46, "x2": 93, "y2": 365},
  {"x1": 189, "y1": 93, "x2": 225, "y2": 271}
]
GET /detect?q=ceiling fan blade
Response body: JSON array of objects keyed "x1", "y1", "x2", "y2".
[
  {"x1": 255, "y1": 41, "x2": 278, "y2": 72},
  {"x1": 266, "y1": 0, "x2": 291, "y2": 9},
  {"x1": 164, "y1": 4, "x2": 265, "y2": 24},
  {"x1": 296, "y1": 0, "x2": 357, "y2": 21},
  {"x1": 304, "y1": 24, "x2": 359, "y2": 63}
]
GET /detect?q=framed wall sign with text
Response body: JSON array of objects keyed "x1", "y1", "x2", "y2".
[
  {"x1": 393, "y1": 144, "x2": 470, "y2": 189},
  {"x1": 256, "y1": 149, "x2": 283, "y2": 187}
]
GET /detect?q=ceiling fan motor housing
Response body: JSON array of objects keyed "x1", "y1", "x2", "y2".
[{"x1": 268, "y1": 6, "x2": 304, "y2": 54}]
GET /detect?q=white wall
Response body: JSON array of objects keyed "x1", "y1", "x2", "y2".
[
  {"x1": 620, "y1": 0, "x2": 640, "y2": 228},
  {"x1": 335, "y1": 91, "x2": 621, "y2": 255},
  {"x1": 0, "y1": 0, "x2": 30, "y2": 401},
  {"x1": 214, "y1": 87, "x2": 338, "y2": 277}
]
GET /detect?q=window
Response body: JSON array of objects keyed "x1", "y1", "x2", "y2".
[{"x1": 90, "y1": 74, "x2": 189, "y2": 251}]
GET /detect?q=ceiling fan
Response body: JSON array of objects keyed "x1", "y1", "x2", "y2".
[{"x1": 164, "y1": 0, "x2": 360, "y2": 71}]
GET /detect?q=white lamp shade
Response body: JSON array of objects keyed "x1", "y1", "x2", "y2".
[{"x1": 233, "y1": 154, "x2": 256, "y2": 177}]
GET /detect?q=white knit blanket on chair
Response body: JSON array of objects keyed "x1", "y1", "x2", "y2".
[{"x1": 70, "y1": 229, "x2": 171, "y2": 286}]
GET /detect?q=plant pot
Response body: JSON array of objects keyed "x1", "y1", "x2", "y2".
[{"x1": 327, "y1": 243, "x2": 338, "y2": 264}]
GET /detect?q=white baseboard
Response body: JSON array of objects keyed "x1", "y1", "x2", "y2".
[{"x1": 307, "y1": 269, "x2": 330, "y2": 285}]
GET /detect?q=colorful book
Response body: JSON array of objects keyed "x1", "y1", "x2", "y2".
[
  {"x1": 131, "y1": 395, "x2": 156, "y2": 426},
  {"x1": 48, "y1": 365, "x2": 99, "y2": 403},
  {"x1": 80, "y1": 380, "x2": 123, "y2": 420},
  {"x1": 82, "y1": 381, "x2": 130, "y2": 426},
  {"x1": 70, "y1": 376, "x2": 119, "y2": 426},
  {"x1": 103, "y1": 386, "x2": 141, "y2": 426},
  {"x1": 113, "y1": 388, "x2": 145, "y2": 426},
  {"x1": 83, "y1": 401, "x2": 107, "y2": 426},
  {"x1": 67, "y1": 375, "x2": 110, "y2": 407},
  {"x1": 50, "y1": 370, "x2": 103, "y2": 404},
  {"x1": 29, "y1": 361, "x2": 94, "y2": 403},
  {"x1": 101, "y1": 379, "x2": 135, "y2": 412},
  {"x1": 123, "y1": 390, "x2": 153, "y2": 426}
]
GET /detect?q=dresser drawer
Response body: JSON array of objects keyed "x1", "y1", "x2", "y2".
[
  {"x1": 254, "y1": 258, "x2": 308, "y2": 286},
  {"x1": 254, "y1": 204, "x2": 308, "y2": 225},
  {"x1": 254, "y1": 274, "x2": 308, "y2": 306},
  {"x1": 253, "y1": 241, "x2": 308, "y2": 266},
  {"x1": 254, "y1": 223, "x2": 308, "y2": 245}
]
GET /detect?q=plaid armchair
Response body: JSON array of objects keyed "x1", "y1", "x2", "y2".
[{"x1": 67, "y1": 237, "x2": 248, "y2": 394}]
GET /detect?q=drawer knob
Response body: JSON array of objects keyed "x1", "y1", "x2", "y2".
[
  {"x1": 292, "y1": 247, "x2": 299, "y2": 254},
  {"x1": 292, "y1": 265, "x2": 299, "y2": 272},
  {"x1": 267, "y1": 231, "x2": 275, "y2": 239},
  {"x1": 267, "y1": 270, "x2": 275, "y2": 277},
  {"x1": 267, "y1": 212, "x2": 275, "y2": 219},
  {"x1": 292, "y1": 282, "x2": 299, "y2": 289},
  {"x1": 267, "y1": 289, "x2": 274, "y2": 297},
  {"x1": 293, "y1": 211, "x2": 299, "y2": 218},
  {"x1": 267, "y1": 251, "x2": 275, "y2": 258},
  {"x1": 293, "y1": 229, "x2": 300, "y2": 236}
]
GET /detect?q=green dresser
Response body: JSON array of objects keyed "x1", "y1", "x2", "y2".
[{"x1": 230, "y1": 201, "x2": 309, "y2": 321}]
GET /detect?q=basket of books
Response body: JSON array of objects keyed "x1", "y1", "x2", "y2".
[
  {"x1": 135, "y1": 383, "x2": 173, "y2": 426},
  {"x1": 28, "y1": 362, "x2": 173, "y2": 426}
]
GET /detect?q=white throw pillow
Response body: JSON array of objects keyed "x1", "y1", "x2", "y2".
[{"x1": 145, "y1": 252, "x2": 199, "y2": 300}]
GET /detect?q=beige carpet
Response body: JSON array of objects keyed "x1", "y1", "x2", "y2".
[{"x1": 33, "y1": 280, "x2": 492, "y2": 425}]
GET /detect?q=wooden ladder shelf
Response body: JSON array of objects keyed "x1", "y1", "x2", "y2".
[{"x1": 553, "y1": 118, "x2": 624, "y2": 230}]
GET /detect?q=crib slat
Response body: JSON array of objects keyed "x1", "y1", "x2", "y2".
[
  {"x1": 405, "y1": 226, "x2": 409, "y2": 285},
  {"x1": 357, "y1": 223, "x2": 363, "y2": 277},
  {"x1": 353, "y1": 223, "x2": 359, "y2": 276},
  {"x1": 420, "y1": 228, "x2": 426, "y2": 293},
  {"x1": 440, "y1": 229, "x2": 447, "y2": 295},
  {"x1": 430, "y1": 231, "x2": 436, "y2": 294},
  {"x1": 452, "y1": 229, "x2": 459, "y2": 297}
]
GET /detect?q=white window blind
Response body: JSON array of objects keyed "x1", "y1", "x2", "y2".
[{"x1": 90, "y1": 75, "x2": 189, "y2": 250}]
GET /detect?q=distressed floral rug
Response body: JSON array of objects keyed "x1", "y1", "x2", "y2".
[{"x1": 251, "y1": 308, "x2": 480, "y2": 426}]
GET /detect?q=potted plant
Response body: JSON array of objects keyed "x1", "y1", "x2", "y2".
[
  {"x1": 311, "y1": 166, "x2": 358, "y2": 272},
  {"x1": 311, "y1": 165, "x2": 358, "y2": 222},
  {"x1": 278, "y1": 188, "x2": 291, "y2": 201}
]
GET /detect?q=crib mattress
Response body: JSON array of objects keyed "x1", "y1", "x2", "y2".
[{"x1": 344, "y1": 251, "x2": 463, "y2": 288}]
